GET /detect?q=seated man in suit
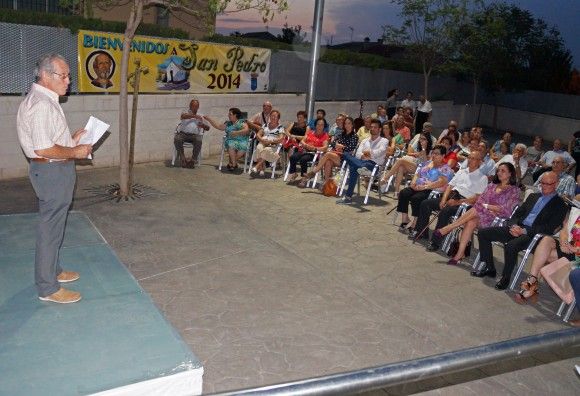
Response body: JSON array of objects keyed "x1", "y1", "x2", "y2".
[{"x1": 473, "y1": 171, "x2": 568, "y2": 290}]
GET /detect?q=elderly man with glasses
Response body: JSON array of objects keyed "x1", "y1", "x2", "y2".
[
  {"x1": 531, "y1": 155, "x2": 576, "y2": 199},
  {"x1": 473, "y1": 171, "x2": 568, "y2": 290}
]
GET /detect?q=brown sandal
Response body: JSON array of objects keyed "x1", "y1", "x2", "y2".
[
  {"x1": 519, "y1": 275, "x2": 538, "y2": 291},
  {"x1": 515, "y1": 281, "x2": 539, "y2": 305}
]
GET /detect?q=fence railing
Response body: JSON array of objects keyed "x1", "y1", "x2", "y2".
[{"x1": 211, "y1": 328, "x2": 580, "y2": 395}]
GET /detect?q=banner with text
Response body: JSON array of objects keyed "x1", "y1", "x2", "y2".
[{"x1": 77, "y1": 30, "x2": 271, "y2": 93}]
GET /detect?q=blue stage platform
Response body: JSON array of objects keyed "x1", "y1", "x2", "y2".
[{"x1": 0, "y1": 212, "x2": 203, "y2": 396}]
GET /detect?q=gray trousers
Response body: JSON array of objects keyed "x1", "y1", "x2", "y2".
[
  {"x1": 174, "y1": 132, "x2": 203, "y2": 162},
  {"x1": 29, "y1": 161, "x2": 76, "y2": 297}
]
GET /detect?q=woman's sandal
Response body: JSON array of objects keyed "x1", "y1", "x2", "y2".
[
  {"x1": 514, "y1": 280, "x2": 539, "y2": 305},
  {"x1": 519, "y1": 275, "x2": 538, "y2": 291}
]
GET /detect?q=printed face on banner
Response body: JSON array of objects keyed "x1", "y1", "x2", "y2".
[{"x1": 77, "y1": 30, "x2": 271, "y2": 94}]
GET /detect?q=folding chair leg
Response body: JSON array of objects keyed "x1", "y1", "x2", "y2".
[
  {"x1": 472, "y1": 252, "x2": 481, "y2": 270},
  {"x1": 339, "y1": 166, "x2": 350, "y2": 196},
  {"x1": 363, "y1": 167, "x2": 379, "y2": 205},
  {"x1": 509, "y1": 234, "x2": 544, "y2": 291},
  {"x1": 218, "y1": 139, "x2": 226, "y2": 171},
  {"x1": 284, "y1": 161, "x2": 291, "y2": 181},
  {"x1": 563, "y1": 300, "x2": 576, "y2": 322}
]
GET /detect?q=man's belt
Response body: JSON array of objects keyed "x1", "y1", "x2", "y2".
[{"x1": 31, "y1": 158, "x2": 71, "y2": 163}]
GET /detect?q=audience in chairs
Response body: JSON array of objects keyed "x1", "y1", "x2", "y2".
[
  {"x1": 435, "y1": 162, "x2": 520, "y2": 265},
  {"x1": 287, "y1": 118, "x2": 329, "y2": 184},
  {"x1": 514, "y1": 204, "x2": 580, "y2": 304},
  {"x1": 411, "y1": 150, "x2": 487, "y2": 247},
  {"x1": 380, "y1": 132, "x2": 432, "y2": 197},
  {"x1": 251, "y1": 110, "x2": 285, "y2": 177},
  {"x1": 336, "y1": 119, "x2": 389, "y2": 205},
  {"x1": 304, "y1": 116, "x2": 359, "y2": 186},
  {"x1": 532, "y1": 156, "x2": 576, "y2": 199},
  {"x1": 396, "y1": 145, "x2": 454, "y2": 230},
  {"x1": 473, "y1": 171, "x2": 568, "y2": 290},
  {"x1": 204, "y1": 107, "x2": 249, "y2": 171}
]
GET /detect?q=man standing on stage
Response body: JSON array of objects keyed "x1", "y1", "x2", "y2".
[{"x1": 17, "y1": 53, "x2": 92, "y2": 304}]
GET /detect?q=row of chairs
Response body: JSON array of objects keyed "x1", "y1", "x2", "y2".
[{"x1": 435, "y1": 204, "x2": 576, "y2": 323}]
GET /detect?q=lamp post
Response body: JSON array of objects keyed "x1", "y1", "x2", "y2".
[{"x1": 305, "y1": 0, "x2": 325, "y2": 118}]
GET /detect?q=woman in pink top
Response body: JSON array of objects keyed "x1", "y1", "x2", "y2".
[
  {"x1": 287, "y1": 118, "x2": 329, "y2": 183},
  {"x1": 435, "y1": 162, "x2": 520, "y2": 265}
]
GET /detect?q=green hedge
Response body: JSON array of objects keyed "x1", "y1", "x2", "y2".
[
  {"x1": 203, "y1": 34, "x2": 420, "y2": 73},
  {"x1": 0, "y1": 9, "x2": 189, "y2": 39}
]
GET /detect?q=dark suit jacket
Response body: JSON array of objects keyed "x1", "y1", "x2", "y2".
[{"x1": 507, "y1": 193, "x2": 568, "y2": 236}]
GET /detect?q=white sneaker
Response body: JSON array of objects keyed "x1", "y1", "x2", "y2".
[
  {"x1": 250, "y1": 167, "x2": 257, "y2": 174},
  {"x1": 259, "y1": 171, "x2": 265, "y2": 177}
]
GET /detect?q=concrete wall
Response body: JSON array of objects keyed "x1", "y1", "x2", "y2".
[{"x1": 2, "y1": 94, "x2": 579, "y2": 180}]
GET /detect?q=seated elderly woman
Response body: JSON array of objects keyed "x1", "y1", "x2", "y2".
[
  {"x1": 380, "y1": 132, "x2": 433, "y2": 197},
  {"x1": 434, "y1": 162, "x2": 520, "y2": 265},
  {"x1": 204, "y1": 107, "x2": 250, "y2": 171},
  {"x1": 287, "y1": 118, "x2": 330, "y2": 184},
  {"x1": 302, "y1": 116, "x2": 358, "y2": 187},
  {"x1": 495, "y1": 143, "x2": 528, "y2": 182},
  {"x1": 397, "y1": 145, "x2": 454, "y2": 231},
  {"x1": 514, "y1": 202, "x2": 580, "y2": 304}
]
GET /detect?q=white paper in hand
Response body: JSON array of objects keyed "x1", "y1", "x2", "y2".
[{"x1": 80, "y1": 116, "x2": 110, "y2": 159}]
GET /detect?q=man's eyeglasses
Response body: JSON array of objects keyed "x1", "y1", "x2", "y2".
[
  {"x1": 539, "y1": 181, "x2": 557, "y2": 186},
  {"x1": 52, "y1": 72, "x2": 71, "y2": 80}
]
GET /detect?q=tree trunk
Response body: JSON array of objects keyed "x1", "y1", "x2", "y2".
[{"x1": 118, "y1": 1, "x2": 143, "y2": 197}]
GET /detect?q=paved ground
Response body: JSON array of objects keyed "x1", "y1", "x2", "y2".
[{"x1": 1, "y1": 158, "x2": 579, "y2": 395}]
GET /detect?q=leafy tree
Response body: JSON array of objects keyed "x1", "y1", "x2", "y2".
[
  {"x1": 277, "y1": 23, "x2": 306, "y2": 44},
  {"x1": 64, "y1": 0, "x2": 288, "y2": 198},
  {"x1": 453, "y1": 2, "x2": 573, "y2": 98},
  {"x1": 384, "y1": 0, "x2": 472, "y2": 97}
]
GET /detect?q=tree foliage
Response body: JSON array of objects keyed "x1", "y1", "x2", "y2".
[
  {"x1": 277, "y1": 23, "x2": 306, "y2": 45},
  {"x1": 384, "y1": 0, "x2": 471, "y2": 97},
  {"x1": 453, "y1": 2, "x2": 573, "y2": 95}
]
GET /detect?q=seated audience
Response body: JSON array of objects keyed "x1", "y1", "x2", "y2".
[
  {"x1": 204, "y1": 107, "x2": 249, "y2": 171},
  {"x1": 457, "y1": 131, "x2": 471, "y2": 156},
  {"x1": 473, "y1": 171, "x2": 568, "y2": 290},
  {"x1": 393, "y1": 116, "x2": 411, "y2": 143},
  {"x1": 251, "y1": 110, "x2": 285, "y2": 176},
  {"x1": 409, "y1": 122, "x2": 437, "y2": 148},
  {"x1": 515, "y1": 204, "x2": 580, "y2": 304},
  {"x1": 303, "y1": 116, "x2": 359, "y2": 187},
  {"x1": 440, "y1": 136, "x2": 458, "y2": 169},
  {"x1": 284, "y1": 110, "x2": 308, "y2": 150},
  {"x1": 437, "y1": 120, "x2": 458, "y2": 143},
  {"x1": 526, "y1": 136, "x2": 545, "y2": 168},
  {"x1": 248, "y1": 101, "x2": 272, "y2": 131},
  {"x1": 329, "y1": 114, "x2": 345, "y2": 140},
  {"x1": 532, "y1": 156, "x2": 576, "y2": 198},
  {"x1": 411, "y1": 150, "x2": 487, "y2": 246},
  {"x1": 336, "y1": 119, "x2": 389, "y2": 205},
  {"x1": 496, "y1": 143, "x2": 528, "y2": 182},
  {"x1": 307, "y1": 108, "x2": 328, "y2": 131},
  {"x1": 287, "y1": 118, "x2": 329, "y2": 183},
  {"x1": 174, "y1": 99, "x2": 210, "y2": 168},
  {"x1": 533, "y1": 139, "x2": 576, "y2": 181},
  {"x1": 380, "y1": 132, "x2": 432, "y2": 197},
  {"x1": 382, "y1": 121, "x2": 395, "y2": 141},
  {"x1": 435, "y1": 163, "x2": 520, "y2": 264},
  {"x1": 357, "y1": 116, "x2": 372, "y2": 141},
  {"x1": 490, "y1": 131, "x2": 515, "y2": 159},
  {"x1": 396, "y1": 145, "x2": 454, "y2": 230},
  {"x1": 459, "y1": 141, "x2": 496, "y2": 177}
]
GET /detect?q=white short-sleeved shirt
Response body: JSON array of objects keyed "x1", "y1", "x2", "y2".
[
  {"x1": 496, "y1": 154, "x2": 528, "y2": 176},
  {"x1": 261, "y1": 123, "x2": 285, "y2": 141},
  {"x1": 448, "y1": 167, "x2": 488, "y2": 198},
  {"x1": 17, "y1": 83, "x2": 74, "y2": 159},
  {"x1": 177, "y1": 110, "x2": 209, "y2": 135},
  {"x1": 417, "y1": 100, "x2": 432, "y2": 113}
]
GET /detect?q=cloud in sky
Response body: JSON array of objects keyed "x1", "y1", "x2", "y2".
[{"x1": 216, "y1": 0, "x2": 579, "y2": 66}]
